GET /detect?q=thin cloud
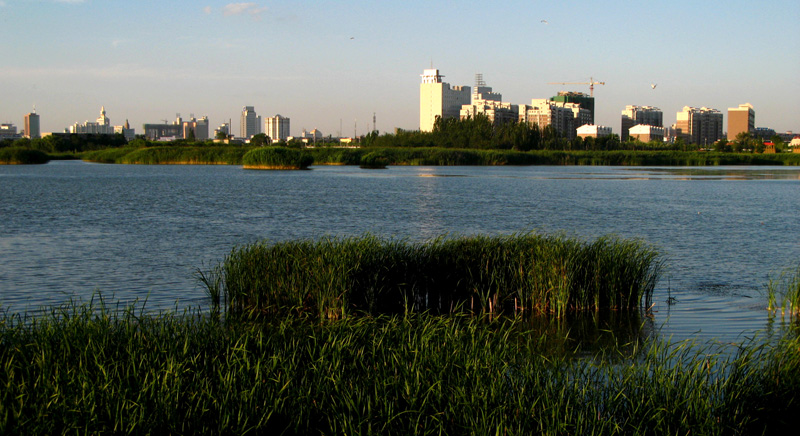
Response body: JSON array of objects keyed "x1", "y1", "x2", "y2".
[
  {"x1": 111, "y1": 39, "x2": 132, "y2": 48},
  {"x1": 203, "y1": 6, "x2": 211, "y2": 15},
  {"x1": 0, "y1": 65, "x2": 304, "y2": 83},
  {"x1": 222, "y1": 3, "x2": 267, "y2": 18}
]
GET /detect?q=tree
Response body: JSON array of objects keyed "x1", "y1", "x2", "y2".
[
  {"x1": 186, "y1": 128, "x2": 196, "y2": 142},
  {"x1": 215, "y1": 131, "x2": 228, "y2": 140},
  {"x1": 250, "y1": 133, "x2": 270, "y2": 147},
  {"x1": 714, "y1": 138, "x2": 731, "y2": 153}
]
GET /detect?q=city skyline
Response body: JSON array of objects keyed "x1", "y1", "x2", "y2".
[{"x1": 1, "y1": 0, "x2": 798, "y2": 136}]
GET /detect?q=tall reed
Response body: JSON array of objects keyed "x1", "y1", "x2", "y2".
[
  {"x1": 0, "y1": 147, "x2": 50, "y2": 164},
  {"x1": 207, "y1": 233, "x2": 662, "y2": 319},
  {"x1": 767, "y1": 263, "x2": 800, "y2": 317},
  {"x1": 242, "y1": 146, "x2": 313, "y2": 169},
  {"x1": 2, "y1": 302, "x2": 798, "y2": 434}
]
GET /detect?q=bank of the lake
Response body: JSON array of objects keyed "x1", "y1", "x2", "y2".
[
  {"x1": 1, "y1": 302, "x2": 798, "y2": 435},
  {"x1": 0, "y1": 147, "x2": 49, "y2": 165},
  {"x1": 81, "y1": 146, "x2": 800, "y2": 167}
]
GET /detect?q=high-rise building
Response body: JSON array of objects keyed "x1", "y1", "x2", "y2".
[
  {"x1": 460, "y1": 100, "x2": 519, "y2": 126},
  {"x1": 265, "y1": 114, "x2": 290, "y2": 141},
  {"x1": 240, "y1": 106, "x2": 261, "y2": 139},
  {"x1": 0, "y1": 123, "x2": 20, "y2": 140},
  {"x1": 24, "y1": 110, "x2": 40, "y2": 139},
  {"x1": 472, "y1": 73, "x2": 502, "y2": 104},
  {"x1": 214, "y1": 123, "x2": 230, "y2": 139},
  {"x1": 182, "y1": 116, "x2": 209, "y2": 141},
  {"x1": 114, "y1": 120, "x2": 136, "y2": 142},
  {"x1": 676, "y1": 106, "x2": 723, "y2": 145},
  {"x1": 519, "y1": 99, "x2": 582, "y2": 139},
  {"x1": 727, "y1": 103, "x2": 755, "y2": 141},
  {"x1": 461, "y1": 74, "x2": 517, "y2": 125},
  {"x1": 551, "y1": 92, "x2": 594, "y2": 125},
  {"x1": 70, "y1": 106, "x2": 114, "y2": 134},
  {"x1": 419, "y1": 68, "x2": 471, "y2": 132},
  {"x1": 144, "y1": 115, "x2": 208, "y2": 141},
  {"x1": 620, "y1": 105, "x2": 663, "y2": 141}
]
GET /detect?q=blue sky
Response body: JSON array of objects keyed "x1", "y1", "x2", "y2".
[{"x1": 1, "y1": 0, "x2": 798, "y2": 136}]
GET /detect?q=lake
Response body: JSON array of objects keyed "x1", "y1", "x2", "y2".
[{"x1": 1, "y1": 161, "x2": 798, "y2": 343}]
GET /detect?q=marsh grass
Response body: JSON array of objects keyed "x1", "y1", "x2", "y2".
[
  {"x1": 1, "y1": 300, "x2": 798, "y2": 435},
  {"x1": 82, "y1": 146, "x2": 250, "y2": 164},
  {"x1": 0, "y1": 147, "x2": 50, "y2": 164},
  {"x1": 207, "y1": 233, "x2": 662, "y2": 320},
  {"x1": 359, "y1": 151, "x2": 389, "y2": 169},
  {"x1": 767, "y1": 263, "x2": 800, "y2": 317},
  {"x1": 242, "y1": 146, "x2": 313, "y2": 170}
]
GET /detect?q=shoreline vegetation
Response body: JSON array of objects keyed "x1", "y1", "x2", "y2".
[
  {"x1": 77, "y1": 145, "x2": 800, "y2": 167},
  {"x1": 3, "y1": 115, "x2": 797, "y2": 166},
  {"x1": 1, "y1": 303, "x2": 797, "y2": 434},
  {"x1": 0, "y1": 147, "x2": 50, "y2": 165},
  {"x1": 1, "y1": 233, "x2": 799, "y2": 433}
]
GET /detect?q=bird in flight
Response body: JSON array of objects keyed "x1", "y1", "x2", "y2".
[
  {"x1": 650, "y1": 83, "x2": 657, "y2": 89},
  {"x1": 540, "y1": 19, "x2": 548, "y2": 24}
]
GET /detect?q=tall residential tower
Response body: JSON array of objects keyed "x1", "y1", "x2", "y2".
[
  {"x1": 24, "y1": 109, "x2": 40, "y2": 139},
  {"x1": 419, "y1": 68, "x2": 470, "y2": 132},
  {"x1": 240, "y1": 106, "x2": 261, "y2": 139},
  {"x1": 620, "y1": 105, "x2": 663, "y2": 141},
  {"x1": 676, "y1": 106, "x2": 723, "y2": 145},
  {"x1": 265, "y1": 115, "x2": 290, "y2": 141}
]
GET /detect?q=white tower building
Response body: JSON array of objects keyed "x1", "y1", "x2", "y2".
[{"x1": 419, "y1": 68, "x2": 470, "y2": 132}]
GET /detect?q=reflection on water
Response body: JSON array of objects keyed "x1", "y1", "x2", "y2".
[
  {"x1": 517, "y1": 310, "x2": 655, "y2": 359},
  {"x1": 1, "y1": 162, "x2": 799, "y2": 344}
]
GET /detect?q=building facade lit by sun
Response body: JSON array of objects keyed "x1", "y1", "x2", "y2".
[
  {"x1": 727, "y1": 103, "x2": 755, "y2": 141},
  {"x1": 240, "y1": 106, "x2": 262, "y2": 139},
  {"x1": 620, "y1": 105, "x2": 663, "y2": 141},
  {"x1": 24, "y1": 109, "x2": 40, "y2": 139},
  {"x1": 676, "y1": 106, "x2": 723, "y2": 145},
  {"x1": 419, "y1": 68, "x2": 470, "y2": 132},
  {"x1": 265, "y1": 114, "x2": 290, "y2": 141}
]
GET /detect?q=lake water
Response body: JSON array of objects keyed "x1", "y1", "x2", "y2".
[{"x1": 1, "y1": 161, "x2": 799, "y2": 343}]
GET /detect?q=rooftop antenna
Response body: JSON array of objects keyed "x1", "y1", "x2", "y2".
[{"x1": 373, "y1": 112, "x2": 376, "y2": 133}]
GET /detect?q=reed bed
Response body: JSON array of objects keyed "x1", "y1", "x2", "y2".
[
  {"x1": 208, "y1": 233, "x2": 661, "y2": 319},
  {"x1": 359, "y1": 151, "x2": 389, "y2": 169},
  {"x1": 82, "y1": 146, "x2": 250, "y2": 165},
  {"x1": 767, "y1": 263, "x2": 800, "y2": 318},
  {"x1": 308, "y1": 148, "x2": 800, "y2": 167},
  {"x1": 1, "y1": 302, "x2": 798, "y2": 435},
  {"x1": 0, "y1": 147, "x2": 50, "y2": 164},
  {"x1": 242, "y1": 147, "x2": 313, "y2": 170}
]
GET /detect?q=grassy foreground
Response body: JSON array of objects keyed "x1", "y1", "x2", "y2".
[
  {"x1": 205, "y1": 233, "x2": 661, "y2": 319},
  {"x1": 1, "y1": 302, "x2": 798, "y2": 435}
]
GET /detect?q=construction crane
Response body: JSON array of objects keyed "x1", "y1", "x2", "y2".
[{"x1": 547, "y1": 77, "x2": 605, "y2": 97}]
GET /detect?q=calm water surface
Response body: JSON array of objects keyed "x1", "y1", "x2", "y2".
[{"x1": 1, "y1": 161, "x2": 798, "y2": 343}]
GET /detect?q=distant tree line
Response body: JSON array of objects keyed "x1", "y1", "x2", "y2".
[
  {"x1": 2, "y1": 115, "x2": 789, "y2": 155},
  {"x1": 0, "y1": 133, "x2": 128, "y2": 153},
  {"x1": 361, "y1": 114, "x2": 686, "y2": 152}
]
